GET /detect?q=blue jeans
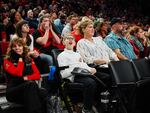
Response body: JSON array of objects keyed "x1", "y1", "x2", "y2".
[{"x1": 39, "y1": 53, "x2": 53, "y2": 66}]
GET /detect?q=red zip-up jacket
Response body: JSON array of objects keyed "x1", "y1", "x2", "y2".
[{"x1": 3, "y1": 59, "x2": 40, "y2": 80}]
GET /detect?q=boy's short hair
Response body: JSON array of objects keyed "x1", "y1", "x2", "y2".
[
  {"x1": 39, "y1": 15, "x2": 50, "y2": 23},
  {"x1": 63, "y1": 34, "x2": 75, "y2": 42}
]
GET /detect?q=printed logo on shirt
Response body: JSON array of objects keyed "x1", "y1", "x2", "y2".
[{"x1": 5, "y1": 63, "x2": 10, "y2": 69}]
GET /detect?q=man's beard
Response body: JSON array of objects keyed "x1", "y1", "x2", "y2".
[{"x1": 117, "y1": 29, "x2": 123, "y2": 36}]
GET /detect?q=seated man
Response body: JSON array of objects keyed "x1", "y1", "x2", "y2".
[
  {"x1": 104, "y1": 17, "x2": 137, "y2": 60},
  {"x1": 57, "y1": 34, "x2": 100, "y2": 113}
]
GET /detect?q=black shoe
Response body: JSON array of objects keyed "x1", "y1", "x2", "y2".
[{"x1": 82, "y1": 107, "x2": 95, "y2": 113}]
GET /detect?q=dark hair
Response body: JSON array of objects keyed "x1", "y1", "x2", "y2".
[
  {"x1": 10, "y1": 11, "x2": 22, "y2": 24},
  {"x1": 96, "y1": 22, "x2": 107, "y2": 33},
  {"x1": 59, "y1": 13, "x2": 67, "y2": 19},
  {"x1": 15, "y1": 20, "x2": 31, "y2": 46},
  {"x1": 67, "y1": 13, "x2": 78, "y2": 21}
]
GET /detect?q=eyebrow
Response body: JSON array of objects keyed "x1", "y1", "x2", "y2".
[{"x1": 66, "y1": 37, "x2": 74, "y2": 39}]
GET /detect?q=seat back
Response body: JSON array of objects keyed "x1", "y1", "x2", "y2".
[
  {"x1": 51, "y1": 49, "x2": 77, "y2": 113},
  {"x1": 109, "y1": 60, "x2": 138, "y2": 85},
  {"x1": 132, "y1": 58, "x2": 150, "y2": 79},
  {"x1": 109, "y1": 60, "x2": 142, "y2": 113},
  {"x1": 131, "y1": 58, "x2": 150, "y2": 112},
  {"x1": 51, "y1": 49, "x2": 64, "y2": 82},
  {"x1": 109, "y1": 60, "x2": 150, "y2": 112},
  {"x1": 51, "y1": 49, "x2": 64, "y2": 67},
  {"x1": 0, "y1": 41, "x2": 10, "y2": 56},
  {"x1": 0, "y1": 42, "x2": 10, "y2": 109},
  {"x1": 0, "y1": 42, "x2": 9, "y2": 84}
]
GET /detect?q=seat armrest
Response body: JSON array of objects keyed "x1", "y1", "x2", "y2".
[
  {"x1": 88, "y1": 63, "x2": 108, "y2": 68},
  {"x1": 88, "y1": 64, "x2": 99, "y2": 68},
  {"x1": 142, "y1": 77, "x2": 150, "y2": 80},
  {"x1": 37, "y1": 73, "x2": 49, "y2": 88},
  {"x1": 58, "y1": 66, "x2": 69, "y2": 70},
  {"x1": 117, "y1": 82, "x2": 136, "y2": 87}
]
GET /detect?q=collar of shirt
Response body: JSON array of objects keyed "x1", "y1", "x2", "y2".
[
  {"x1": 64, "y1": 48, "x2": 74, "y2": 53},
  {"x1": 110, "y1": 32, "x2": 123, "y2": 40}
]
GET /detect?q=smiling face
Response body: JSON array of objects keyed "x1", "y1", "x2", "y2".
[{"x1": 12, "y1": 43, "x2": 23, "y2": 55}]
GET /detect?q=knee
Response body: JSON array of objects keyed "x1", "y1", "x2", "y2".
[
  {"x1": 40, "y1": 54, "x2": 53, "y2": 60},
  {"x1": 40, "y1": 54, "x2": 53, "y2": 65},
  {"x1": 86, "y1": 78, "x2": 97, "y2": 89},
  {"x1": 26, "y1": 81, "x2": 39, "y2": 89},
  {"x1": 40, "y1": 88, "x2": 48, "y2": 96}
]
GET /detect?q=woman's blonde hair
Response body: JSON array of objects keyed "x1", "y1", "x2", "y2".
[{"x1": 78, "y1": 19, "x2": 93, "y2": 35}]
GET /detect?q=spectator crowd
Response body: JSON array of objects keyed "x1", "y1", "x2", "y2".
[{"x1": 0, "y1": 0, "x2": 150, "y2": 113}]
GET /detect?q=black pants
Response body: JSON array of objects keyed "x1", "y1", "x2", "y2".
[
  {"x1": 95, "y1": 67, "x2": 112, "y2": 88},
  {"x1": 74, "y1": 76, "x2": 97, "y2": 110},
  {"x1": 6, "y1": 81, "x2": 48, "y2": 113}
]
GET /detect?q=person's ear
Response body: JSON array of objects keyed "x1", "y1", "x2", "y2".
[
  {"x1": 73, "y1": 40, "x2": 76, "y2": 46},
  {"x1": 82, "y1": 28, "x2": 85, "y2": 33},
  {"x1": 62, "y1": 38, "x2": 66, "y2": 46}
]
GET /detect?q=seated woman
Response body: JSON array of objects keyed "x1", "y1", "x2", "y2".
[
  {"x1": 57, "y1": 34, "x2": 104, "y2": 113},
  {"x1": 3, "y1": 38, "x2": 49, "y2": 113},
  {"x1": 11, "y1": 20, "x2": 53, "y2": 73},
  {"x1": 77, "y1": 18, "x2": 119, "y2": 86}
]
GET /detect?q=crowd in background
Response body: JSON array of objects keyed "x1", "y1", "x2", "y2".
[
  {"x1": 0, "y1": 0, "x2": 150, "y2": 113},
  {"x1": 0, "y1": 0, "x2": 150, "y2": 55}
]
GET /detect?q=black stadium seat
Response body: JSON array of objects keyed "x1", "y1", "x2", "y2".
[{"x1": 109, "y1": 60, "x2": 150, "y2": 113}]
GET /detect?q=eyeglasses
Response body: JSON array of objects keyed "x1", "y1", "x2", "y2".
[{"x1": 65, "y1": 36, "x2": 75, "y2": 40}]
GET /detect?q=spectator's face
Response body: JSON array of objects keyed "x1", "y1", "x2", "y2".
[
  {"x1": 101, "y1": 23, "x2": 108, "y2": 32},
  {"x1": 22, "y1": 24, "x2": 29, "y2": 33},
  {"x1": 73, "y1": 24, "x2": 78, "y2": 31},
  {"x1": 70, "y1": 17, "x2": 78, "y2": 26},
  {"x1": 63, "y1": 37, "x2": 76, "y2": 50},
  {"x1": 33, "y1": 9, "x2": 39, "y2": 16},
  {"x1": 116, "y1": 23, "x2": 123, "y2": 34},
  {"x1": 3, "y1": 17, "x2": 9, "y2": 25},
  {"x1": 15, "y1": 12, "x2": 22, "y2": 22},
  {"x1": 60, "y1": 18, "x2": 66, "y2": 24},
  {"x1": 28, "y1": 11, "x2": 33, "y2": 19},
  {"x1": 51, "y1": 13, "x2": 57, "y2": 21},
  {"x1": 41, "y1": 17, "x2": 50, "y2": 29},
  {"x1": 84, "y1": 24, "x2": 94, "y2": 37},
  {"x1": 136, "y1": 29, "x2": 144, "y2": 39},
  {"x1": 12, "y1": 43, "x2": 23, "y2": 55}
]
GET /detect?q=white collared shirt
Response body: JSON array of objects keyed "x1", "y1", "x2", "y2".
[{"x1": 57, "y1": 49, "x2": 92, "y2": 82}]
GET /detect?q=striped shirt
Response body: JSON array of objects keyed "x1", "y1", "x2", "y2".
[
  {"x1": 76, "y1": 37, "x2": 118, "y2": 66},
  {"x1": 130, "y1": 35, "x2": 144, "y2": 51},
  {"x1": 104, "y1": 32, "x2": 136, "y2": 60}
]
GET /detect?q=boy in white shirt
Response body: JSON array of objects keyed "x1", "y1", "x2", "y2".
[{"x1": 57, "y1": 34, "x2": 97, "y2": 113}]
